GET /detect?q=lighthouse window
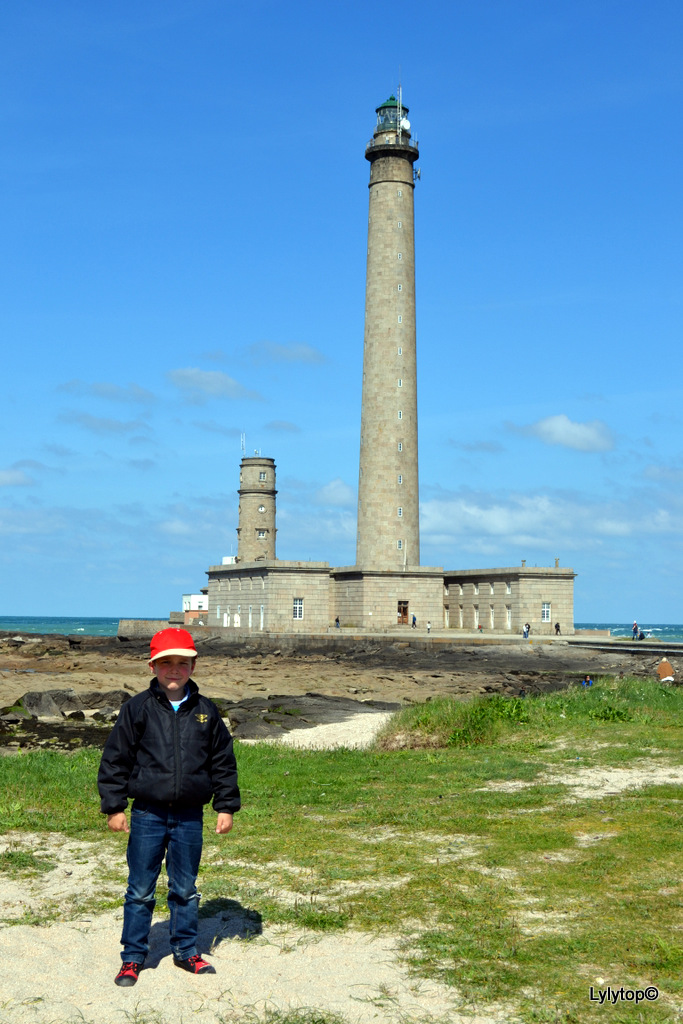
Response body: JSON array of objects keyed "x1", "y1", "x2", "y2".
[
  {"x1": 397, "y1": 315, "x2": 402, "y2": 323},
  {"x1": 397, "y1": 284, "x2": 402, "y2": 292},
  {"x1": 397, "y1": 442, "x2": 403, "y2": 451},
  {"x1": 397, "y1": 507, "x2": 403, "y2": 517},
  {"x1": 398, "y1": 474, "x2": 403, "y2": 484},
  {"x1": 259, "y1": 472, "x2": 266, "y2": 481},
  {"x1": 397, "y1": 189, "x2": 403, "y2": 197},
  {"x1": 257, "y1": 530, "x2": 266, "y2": 539},
  {"x1": 397, "y1": 253, "x2": 402, "y2": 260},
  {"x1": 397, "y1": 379, "x2": 402, "y2": 387},
  {"x1": 398, "y1": 411, "x2": 402, "y2": 420},
  {"x1": 397, "y1": 539, "x2": 403, "y2": 549},
  {"x1": 397, "y1": 346, "x2": 402, "y2": 355},
  {"x1": 397, "y1": 221, "x2": 402, "y2": 228}
]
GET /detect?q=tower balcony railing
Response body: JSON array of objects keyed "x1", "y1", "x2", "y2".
[{"x1": 366, "y1": 134, "x2": 419, "y2": 152}]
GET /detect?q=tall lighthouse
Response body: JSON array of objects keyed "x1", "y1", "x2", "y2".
[{"x1": 356, "y1": 93, "x2": 420, "y2": 570}]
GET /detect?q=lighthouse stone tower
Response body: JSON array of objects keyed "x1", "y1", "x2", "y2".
[
  {"x1": 331, "y1": 93, "x2": 444, "y2": 630},
  {"x1": 357, "y1": 95, "x2": 420, "y2": 569}
]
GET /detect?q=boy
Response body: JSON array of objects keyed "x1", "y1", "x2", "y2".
[{"x1": 98, "y1": 628, "x2": 240, "y2": 987}]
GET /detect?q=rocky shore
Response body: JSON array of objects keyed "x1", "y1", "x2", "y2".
[{"x1": 0, "y1": 630, "x2": 677, "y2": 752}]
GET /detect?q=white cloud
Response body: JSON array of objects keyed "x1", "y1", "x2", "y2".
[
  {"x1": 512, "y1": 414, "x2": 614, "y2": 452},
  {"x1": 59, "y1": 380, "x2": 156, "y2": 404},
  {"x1": 59, "y1": 411, "x2": 150, "y2": 435},
  {"x1": 0, "y1": 469, "x2": 33, "y2": 487},
  {"x1": 248, "y1": 341, "x2": 326, "y2": 365},
  {"x1": 265, "y1": 420, "x2": 301, "y2": 433},
  {"x1": 167, "y1": 368, "x2": 263, "y2": 404},
  {"x1": 315, "y1": 478, "x2": 355, "y2": 507},
  {"x1": 191, "y1": 420, "x2": 243, "y2": 438},
  {"x1": 420, "y1": 488, "x2": 683, "y2": 560}
]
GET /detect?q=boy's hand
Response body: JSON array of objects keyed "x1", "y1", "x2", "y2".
[
  {"x1": 215, "y1": 813, "x2": 233, "y2": 834},
  {"x1": 107, "y1": 812, "x2": 129, "y2": 833}
]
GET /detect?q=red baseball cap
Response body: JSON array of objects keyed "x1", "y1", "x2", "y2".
[{"x1": 149, "y1": 628, "x2": 197, "y2": 662}]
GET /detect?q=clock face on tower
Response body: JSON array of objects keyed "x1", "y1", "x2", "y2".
[{"x1": 258, "y1": 505, "x2": 266, "y2": 513}]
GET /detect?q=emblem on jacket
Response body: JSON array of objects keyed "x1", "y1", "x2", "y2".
[{"x1": 195, "y1": 714, "x2": 208, "y2": 723}]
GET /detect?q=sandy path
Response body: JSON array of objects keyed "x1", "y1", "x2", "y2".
[{"x1": 0, "y1": 912, "x2": 484, "y2": 1024}]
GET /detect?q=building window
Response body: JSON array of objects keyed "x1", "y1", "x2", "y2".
[
  {"x1": 397, "y1": 221, "x2": 402, "y2": 228},
  {"x1": 459, "y1": 584, "x2": 464, "y2": 596},
  {"x1": 506, "y1": 605, "x2": 512, "y2": 628},
  {"x1": 397, "y1": 378, "x2": 402, "y2": 387},
  {"x1": 490, "y1": 605, "x2": 495, "y2": 628},
  {"x1": 542, "y1": 602, "x2": 551, "y2": 622},
  {"x1": 490, "y1": 583, "x2": 494, "y2": 595},
  {"x1": 216, "y1": 605, "x2": 221, "y2": 619},
  {"x1": 293, "y1": 598, "x2": 304, "y2": 620},
  {"x1": 258, "y1": 505, "x2": 266, "y2": 513},
  {"x1": 397, "y1": 539, "x2": 403, "y2": 550},
  {"x1": 397, "y1": 507, "x2": 403, "y2": 517},
  {"x1": 397, "y1": 315, "x2": 402, "y2": 323},
  {"x1": 398, "y1": 474, "x2": 402, "y2": 484},
  {"x1": 397, "y1": 346, "x2": 402, "y2": 354},
  {"x1": 506, "y1": 582, "x2": 511, "y2": 594},
  {"x1": 397, "y1": 252, "x2": 402, "y2": 260},
  {"x1": 259, "y1": 472, "x2": 266, "y2": 481},
  {"x1": 257, "y1": 530, "x2": 266, "y2": 538},
  {"x1": 473, "y1": 605, "x2": 479, "y2": 628},
  {"x1": 398, "y1": 410, "x2": 402, "y2": 420},
  {"x1": 397, "y1": 189, "x2": 403, "y2": 197},
  {"x1": 474, "y1": 583, "x2": 479, "y2": 595},
  {"x1": 397, "y1": 441, "x2": 402, "y2": 451},
  {"x1": 398, "y1": 284, "x2": 402, "y2": 292}
]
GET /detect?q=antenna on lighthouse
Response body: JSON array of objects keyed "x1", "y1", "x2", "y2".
[
  {"x1": 240, "y1": 433, "x2": 246, "y2": 454},
  {"x1": 397, "y1": 82, "x2": 403, "y2": 141}
]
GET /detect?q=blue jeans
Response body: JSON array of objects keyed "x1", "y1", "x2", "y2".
[{"x1": 121, "y1": 801, "x2": 204, "y2": 963}]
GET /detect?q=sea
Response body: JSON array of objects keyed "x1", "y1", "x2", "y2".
[{"x1": 0, "y1": 616, "x2": 683, "y2": 642}]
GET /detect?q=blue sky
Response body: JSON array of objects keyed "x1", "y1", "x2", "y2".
[{"x1": 1, "y1": 0, "x2": 681, "y2": 620}]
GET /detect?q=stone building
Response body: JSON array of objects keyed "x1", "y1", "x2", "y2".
[
  {"x1": 189, "y1": 94, "x2": 575, "y2": 637},
  {"x1": 444, "y1": 561, "x2": 575, "y2": 636}
]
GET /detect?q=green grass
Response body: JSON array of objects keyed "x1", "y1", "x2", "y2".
[{"x1": 2, "y1": 676, "x2": 683, "y2": 1023}]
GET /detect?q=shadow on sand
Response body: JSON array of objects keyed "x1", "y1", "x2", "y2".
[{"x1": 142, "y1": 898, "x2": 263, "y2": 970}]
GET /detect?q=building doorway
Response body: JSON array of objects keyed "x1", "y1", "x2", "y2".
[{"x1": 397, "y1": 601, "x2": 409, "y2": 625}]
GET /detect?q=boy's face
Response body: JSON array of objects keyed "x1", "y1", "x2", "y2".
[{"x1": 150, "y1": 655, "x2": 196, "y2": 699}]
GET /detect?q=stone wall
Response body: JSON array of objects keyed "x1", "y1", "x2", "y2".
[
  {"x1": 206, "y1": 561, "x2": 332, "y2": 633},
  {"x1": 117, "y1": 619, "x2": 170, "y2": 638},
  {"x1": 444, "y1": 565, "x2": 575, "y2": 635},
  {"x1": 331, "y1": 567, "x2": 444, "y2": 630}
]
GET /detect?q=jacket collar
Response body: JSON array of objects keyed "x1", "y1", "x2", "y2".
[{"x1": 150, "y1": 678, "x2": 199, "y2": 706}]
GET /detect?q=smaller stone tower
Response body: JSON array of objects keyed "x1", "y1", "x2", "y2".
[{"x1": 236, "y1": 456, "x2": 276, "y2": 562}]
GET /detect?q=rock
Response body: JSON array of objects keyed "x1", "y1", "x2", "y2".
[
  {"x1": 67, "y1": 710, "x2": 86, "y2": 721},
  {"x1": 92, "y1": 708, "x2": 118, "y2": 723},
  {"x1": 18, "y1": 691, "x2": 64, "y2": 718}
]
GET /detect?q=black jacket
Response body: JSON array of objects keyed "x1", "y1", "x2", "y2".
[{"x1": 97, "y1": 679, "x2": 240, "y2": 815}]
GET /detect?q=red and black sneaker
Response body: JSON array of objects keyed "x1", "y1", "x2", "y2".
[
  {"x1": 115, "y1": 961, "x2": 141, "y2": 987},
  {"x1": 173, "y1": 954, "x2": 216, "y2": 975}
]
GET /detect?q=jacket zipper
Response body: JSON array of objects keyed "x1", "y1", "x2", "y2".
[{"x1": 172, "y1": 707, "x2": 181, "y2": 801}]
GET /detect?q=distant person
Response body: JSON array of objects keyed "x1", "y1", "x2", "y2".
[
  {"x1": 657, "y1": 659, "x2": 675, "y2": 683},
  {"x1": 638, "y1": 630, "x2": 646, "y2": 641},
  {"x1": 582, "y1": 674, "x2": 593, "y2": 687},
  {"x1": 412, "y1": 614, "x2": 417, "y2": 629},
  {"x1": 335, "y1": 616, "x2": 340, "y2": 629},
  {"x1": 632, "y1": 620, "x2": 638, "y2": 639},
  {"x1": 427, "y1": 620, "x2": 431, "y2": 634},
  {"x1": 98, "y1": 628, "x2": 240, "y2": 987},
  {"x1": 523, "y1": 623, "x2": 530, "y2": 639},
  {"x1": 554, "y1": 622, "x2": 561, "y2": 635}
]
